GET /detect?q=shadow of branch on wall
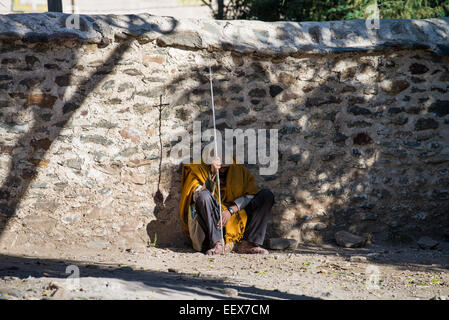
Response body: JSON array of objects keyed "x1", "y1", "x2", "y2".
[
  {"x1": 144, "y1": 44, "x2": 449, "y2": 254},
  {"x1": 0, "y1": 14, "x2": 178, "y2": 242},
  {"x1": 0, "y1": 15, "x2": 448, "y2": 264}
]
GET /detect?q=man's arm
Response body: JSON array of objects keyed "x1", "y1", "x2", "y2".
[
  {"x1": 232, "y1": 195, "x2": 255, "y2": 211},
  {"x1": 193, "y1": 157, "x2": 220, "y2": 202},
  {"x1": 192, "y1": 172, "x2": 216, "y2": 202}
]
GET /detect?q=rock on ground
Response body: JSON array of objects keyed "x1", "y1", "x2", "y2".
[
  {"x1": 417, "y1": 236, "x2": 439, "y2": 250},
  {"x1": 335, "y1": 231, "x2": 367, "y2": 248},
  {"x1": 267, "y1": 238, "x2": 298, "y2": 250}
]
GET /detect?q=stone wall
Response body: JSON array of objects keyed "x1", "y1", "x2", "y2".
[{"x1": 0, "y1": 13, "x2": 448, "y2": 254}]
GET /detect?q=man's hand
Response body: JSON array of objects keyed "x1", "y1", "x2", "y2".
[
  {"x1": 217, "y1": 204, "x2": 238, "y2": 229},
  {"x1": 211, "y1": 156, "x2": 221, "y2": 177},
  {"x1": 217, "y1": 209, "x2": 231, "y2": 229}
]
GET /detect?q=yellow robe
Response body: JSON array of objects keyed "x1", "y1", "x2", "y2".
[{"x1": 179, "y1": 160, "x2": 259, "y2": 244}]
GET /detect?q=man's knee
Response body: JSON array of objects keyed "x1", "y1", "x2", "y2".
[
  {"x1": 196, "y1": 190, "x2": 214, "y2": 208},
  {"x1": 258, "y1": 189, "x2": 274, "y2": 204}
]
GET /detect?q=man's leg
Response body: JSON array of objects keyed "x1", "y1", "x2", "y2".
[
  {"x1": 195, "y1": 190, "x2": 223, "y2": 251},
  {"x1": 241, "y1": 189, "x2": 274, "y2": 246}
]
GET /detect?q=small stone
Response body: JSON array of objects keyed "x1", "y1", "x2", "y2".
[
  {"x1": 232, "y1": 106, "x2": 249, "y2": 116},
  {"x1": 101, "y1": 80, "x2": 115, "y2": 90},
  {"x1": 341, "y1": 85, "x2": 356, "y2": 93},
  {"x1": 349, "y1": 256, "x2": 367, "y2": 262},
  {"x1": 279, "y1": 125, "x2": 301, "y2": 135},
  {"x1": 87, "y1": 241, "x2": 109, "y2": 249},
  {"x1": 80, "y1": 135, "x2": 114, "y2": 146},
  {"x1": 321, "y1": 151, "x2": 345, "y2": 161},
  {"x1": 123, "y1": 68, "x2": 143, "y2": 76},
  {"x1": 409, "y1": 63, "x2": 429, "y2": 75},
  {"x1": 122, "y1": 171, "x2": 146, "y2": 185},
  {"x1": 306, "y1": 96, "x2": 341, "y2": 107},
  {"x1": 119, "y1": 147, "x2": 138, "y2": 158},
  {"x1": 388, "y1": 107, "x2": 404, "y2": 115},
  {"x1": 19, "y1": 77, "x2": 44, "y2": 89},
  {"x1": 106, "y1": 98, "x2": 122, "y2": 105},
  {"x1": 26, "y1": 93, "x2": 57, "y2": 109},
  {"x1": 353, "y1": 132, "x2": 372, "y2": 145},
  {"x1": 269, "y1": 85, "x2": 283, "y2": 97},
  {"x1": 229, "y1": 85, "x2": 242, "y2": 94},
  {"x1": 0, "y1": 74, "x2": 13, "y2": 81},
  {"x1": 288, "y1": 153, "x2": 302, "y2": 163},
  {"x1": 381, "y1": 79, "x2": 410, "y2": 95},
  {"x1": 415, "y1": 118, "x2": 439, "y2": 131},
  {"x1": 65, "y1": 158, "x2": 82, "y2": 170},
  {"x1": 143, "y1": 56, "x2": 165, "y2": 64},
  {"x1": 390, "y1": 116, "x2": 409, "y2": 125},
  {"x1": 381, "y1": 149, "x2": 408, "y2": 158},
  {"x1": 119, "y1": 128, "x2": 140, "y2": 143},
  {"x1": 55, "y1": 74, "x2": 71, "y2": 87},
  {"x1": 335, "y1": 231, "x2": 366, "y2": 248},
  {"x1": 348, "y1": 105, "x2": 372, "y2": 116},
  {"x1": 367, "y1": 252, "x2": 381, "y2": 259},
  {"x1": 25, "y1": 55, "x2": 39, "y2": 68},
  {"x1": 302, "y1": 222, "x2": 327, "y2": 231},
  {"x1": 157, "y1": 30, "x2": 202, "y2": 49},
  {"x1": 119, "y1": 82, "x2": 134, "y2": 92},
  {"x1": 417, "y1": 236, "x2": 439, "y2": 250},
  {"x1": 346, "y1": 120, "x2": 372, "y2": 128},
  {"x1": 333, "y1": 133, "x2": 348, "y2": 143},
  {"x1": 267, "y1": 238, "x2": 297, "y2": 250},
  {"x1": 428, "y1": 100, "x2": 449, "y2": 117},
  {"x1": 248, "y1": 88, "x2": 266, "y2": 98},
  {"x1": 223, "y1": 288, "x2": 238, "y2": 297},
  {"x1": 61, "y1": 214, "x2": 81, "y2": 224}
]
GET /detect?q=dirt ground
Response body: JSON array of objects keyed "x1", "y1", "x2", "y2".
[{"x1": 0, "y1": 240, "x2": 448, "y2": 300}]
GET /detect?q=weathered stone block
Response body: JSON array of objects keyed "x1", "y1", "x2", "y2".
[
  {"x1": 267, "y1": 238, "x2": 297, "y2": 250},
  {"x1": 415, "y1": 118, "x2": 439, "y2": 131},
  {"x1": 417, "y1": 236, "x2": 439, "y2": 250},
  {"x1": 429, "y1": 100, "x2": 449, "y2": 117},
  {"x1": 25, "y1": 93, "x2": 57, "y2": 109},
  {"x1": 335, "y1": 231, "x2": 366, "y2": 248}
]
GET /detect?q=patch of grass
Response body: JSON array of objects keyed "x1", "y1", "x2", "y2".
[
  {"x1": 148, "y1": 233, "x2": 158, "y2": 247},
  {"x1": 388, "y1": 231, "x2": 414, "y2": 244}
]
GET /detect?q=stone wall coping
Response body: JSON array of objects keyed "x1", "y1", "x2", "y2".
[{"x1": 0, "y1": 13, "x2": 448, "y2": 55}]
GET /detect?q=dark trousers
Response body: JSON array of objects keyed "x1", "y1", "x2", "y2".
[{"x1": 195, "y1": 189, "x2": 274, "y2": 250}]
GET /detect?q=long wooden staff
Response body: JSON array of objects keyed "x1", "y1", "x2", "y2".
[{"x1": 208, "y1": 65, "x2": 225, "y2": 254}]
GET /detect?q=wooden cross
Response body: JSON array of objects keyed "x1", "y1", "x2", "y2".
[
  {"x1": 153, "y1": 95, "x2": 169, "y2": 111},
  {"x1": 152, "y1": 95, "x2": 169, "y2": 200}
]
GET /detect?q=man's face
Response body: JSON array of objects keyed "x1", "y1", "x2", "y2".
[{"x1": 219, "y1": 165, "x2": 229, "y2": 173}]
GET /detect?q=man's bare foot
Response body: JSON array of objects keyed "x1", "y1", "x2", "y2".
[
  {"x1": 205, "y1": 241, "x2": 226, "y2": 255},
  {"x1": 235, "y1": 240, "x2": 269, "y2": 255}
]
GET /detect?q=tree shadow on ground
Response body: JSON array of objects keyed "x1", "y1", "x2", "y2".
[
  {"x1": 0, "y1": 253, "x2": 319, "y2": 300},
  {"x1": 292, "y1": 242, "x2": 449, "y2": 273}
]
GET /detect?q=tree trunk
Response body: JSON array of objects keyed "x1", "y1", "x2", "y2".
[
  {"x1": 48, "y1": 0, "x2": 63, "y2": 12},
  {"x1": 217, "y1": 0, "x2": 224, "y2": 19}
]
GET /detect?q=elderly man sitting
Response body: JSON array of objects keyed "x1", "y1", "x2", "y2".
[{"x1": 180, "y1": 156, "x2": 274, "y2": 255}]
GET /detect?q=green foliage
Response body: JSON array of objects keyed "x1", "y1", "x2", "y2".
[
  {"x1": 148, "y1": 233, "x2": 157, "y2": 247},
  {"x1": 206, "y1": 0, "x2": 449, "y2": 21}
]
